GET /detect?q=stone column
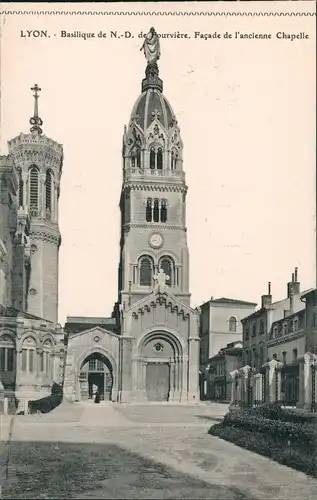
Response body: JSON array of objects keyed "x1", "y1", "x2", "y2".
[
  {"x1": 22, "y1": 172, "x2": 28, "y2": 209},
  {"x1": 239, "y1": 365, "x2": 252, "y2": 406},
  {"x1": 229, "y1": 370, "x2": 239, "y2": 405},
  {"x1": 177, "y1": 356, "x2": 182, "y2": 401},
  {"x1": 254, "y1": 373, "x2": 262, "y2": 403},
  {"x1": 14, "y1": 347, "x2": 23, "y2": 390},
  {"x1": 55, "y1": 181, "x2": 60, "y2": 224},
  {"x1": 262, "y1": 359, "x2": 283, "y2": 402},
  {"x1": 187, "y1": 337, "x2": 200, "y2": 402},
  {"x1": 237, "y1": 374, "x2": 243, "y2": 403},
  {"x1": 118, "y1": 337, "x2": 133, "y2": 402},
  {"x1": 39, "y1": 173, "x2": 46, "y2": 218},
  {"x1": 298, "y1": 352, "x2": 317, "y2": 410}
]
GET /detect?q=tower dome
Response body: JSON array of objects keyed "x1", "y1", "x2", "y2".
[
  {"x1": 123, "y1": 58, "x2": 183, "y2": 175},
  {"x1": 129, "y1": 64, "x2": 176, "y2": 132}
]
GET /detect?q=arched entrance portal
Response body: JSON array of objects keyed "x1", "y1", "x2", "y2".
[
  {"x1": 140, "y1": 331, "x2": 184, "y2": 402},
  {"x1": 79, "y1": 352, "x2": 113, "y2": 401}
]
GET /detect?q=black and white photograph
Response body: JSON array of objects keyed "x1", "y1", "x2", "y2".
[{"x1": 0, "y1": 2, "x2": 316, "y2": 498}]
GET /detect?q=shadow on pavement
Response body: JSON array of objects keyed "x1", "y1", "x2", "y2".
[
  {"x1": 195, "y1": 415, "x2": 224, "y2": 422},
  {"x1": 3, "y1": 440, "x2": 250, "y2": 499}
]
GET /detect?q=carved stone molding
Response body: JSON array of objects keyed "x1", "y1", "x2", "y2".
[
  {"x1": 123, "y1": 223, "x2": 185, "y2": 231},
  {"x1": 132, "y1": 296, "x2": 190, "y2": 320},
  {"x1": 30, "y1": 230, "x2": 60, "y2": 246},
  {"x1": 126, "y1": 183, "x2": 187, "y2": 194}
]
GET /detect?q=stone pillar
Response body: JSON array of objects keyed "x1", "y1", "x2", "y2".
[
  {"x1": 263, "y1": 359, "x2": 283, "y2": 403},
  {"x1": 239, "y1": 365, "x2": 252, "y2": 406},
  {"x1": 174, "y1": 356, "x2": 182, "y2": 402},
  {"x1": 4, "y1": 397, "x2": 8, "y2": 416},
  {"x1": 298, "y1": 352, "x2": 317, "y2": 410},
  {"x1": 55, "y1": 182, "x2": 59, "y2": 223},
  {"x1": 0, "y1": 380, "x2": 4, "y2": 415},
  {"x1": 236, "y1": 374, "x2": 243, "y2": 403},
  {"x1": 229, "y1": 370, "x2": 239, "y2": 405},
  {"x1": 63, "y1": 352, "x2": 76, "y2": 402},
  {"x1": 187, "y1": 337, "x2": 200, "y2": 402},
  {"x1": 254, "y1": 373, "x2": 262, "y2": 403},
  {"x1": 118, "y1": 337, "x2": 133, "y2": 402},
  {"x1": 22, "y1": 172, "x2": 28, "y2": 209},
  {"x1": 39, "y1": 173, "x2": 46, "y2": 218}
]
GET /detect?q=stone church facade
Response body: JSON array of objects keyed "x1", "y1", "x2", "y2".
[
  {"x1": 63, "y1": 56, "x2": 200, "y2": 403},
  {"x1": 0, "y1": 41, "x2": 200, "y2": 405}
]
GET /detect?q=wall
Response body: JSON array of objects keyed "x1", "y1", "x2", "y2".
[
  {"x1": 63, "y1": 327, "x2": 120, "y2": 401},
  {"x1": 209, "y1": 303, "x2": 256, "y2": 357},
  {"x1": 305, "y1": 291, "x2": 317, "y2": 353},
  {"x1": 267, "y1": 335, "x2": 306, "y2": 363}
]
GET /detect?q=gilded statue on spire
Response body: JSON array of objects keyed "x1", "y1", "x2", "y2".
[{"x1": 140, "y1": 27, "x2": 161, "y2": 65}]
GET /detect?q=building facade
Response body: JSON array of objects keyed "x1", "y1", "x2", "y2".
[
  {"x1": 63, "y1": 43, "x2": 200, "y2": 403},
  {"x1": 242, "y1": 270, "x2": 310, "y2": 371},
  {"x1": 265, "y1": 287, "x2": 317, "y2": 406},
  {"x1": 0, "y1": 86, "x2": 64, "y2": 405},
  {"x1": 199, "y1": 297, "x2": 257, "y2": 368},
  {"x1": 201, "y1": 340, "x2": 243, "y2": 401}
]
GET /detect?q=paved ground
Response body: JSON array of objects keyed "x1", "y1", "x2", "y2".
[{"x1": 1, "y1": 401, "x2": 317, "y2": 499}]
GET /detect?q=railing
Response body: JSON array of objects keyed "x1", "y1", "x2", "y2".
[{"x1": 124, "y1": 167, "x2": 185, "y2": 181}]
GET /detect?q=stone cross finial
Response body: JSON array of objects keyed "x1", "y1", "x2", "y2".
[
  {"x1": 153, "y1": 269, "x2": 170, "y2": 294},
  {"x1": 30, "y1": 84, "x2": 43, "y2": 135}
]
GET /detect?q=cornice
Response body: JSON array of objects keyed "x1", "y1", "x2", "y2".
[
  {"x1": 124, "y1": 183, "x2": 187, "y2": 194},
  {"x1": 266, "y1": 329, "x2": 305, "y2": 348},
  {"x1": 8, "y1": 133, "x2": 63, "y2": 154}
]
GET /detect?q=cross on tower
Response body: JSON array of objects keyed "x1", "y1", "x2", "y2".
[
  {"x1": 151, "y1": 109, "x2": 161, "y2": 121},
  {"x1": 29, "y1": 84, "x2": 43, "y2": 134},
  {"x1": 31, "y1": 84, "x2": 41, "y2": 100},
  {"x1": 153, "y1": 269, "x2": 170, "y2": 294}
]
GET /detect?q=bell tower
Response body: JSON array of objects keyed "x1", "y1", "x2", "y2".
[
  {"x1": 118, "y1": 55, "x2": 190, "y2": 309},
  {"x1": 8, "y1": 85, "x2": 63, "y2": 323}
]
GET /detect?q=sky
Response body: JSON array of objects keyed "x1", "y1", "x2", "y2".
[{"x1": 0, "y1": 3, "x2": 316, "y2": 324}]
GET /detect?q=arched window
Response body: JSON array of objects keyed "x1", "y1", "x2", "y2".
[
  {"x1": 146, "y1": 198, "x2": 152, "y2": 222},
  {"x1": 0, "y1": 334, "x2": 15, "y2": 373},
  {"x1": 153, "y1": 199, "x2": 159, "y2": 222},
  {"x1": 136, "y1": 147, "x2": 141, "y2": 169},
  {"x1": 171, "y1": 150, "x2": 178, "y2": 170},
  {"x1": 139, "y1": 256, "x2": 153, "y2": 286},
  {"x1": 43, "y1": 338, "x2": 53, "y2": 377},
  {"x1": 17, "y1": 170, "x2": 23, "y2": 209},
  {"x1": 29, "y1": 167, "x2": 39, "y2": 216},
  {"x1": 159, "y1": 257, "x2": 174, "y2": 286},
  {"x1": 244, "y1": 350, "x2": 249, "y2": 366},
  {"x1": 157, "y1": 148, "x2": 163, "y2": 170},
  {"x1": 229, "y1": 317, "x2": 237, "y2": 332},
  {"x1": 45, "y1": 170, "x2": 53, "y2": 214},
  {"x1": 150, "y1": 148, "x2": 156, "y2": 169},
  {"x1": 161, "y1": 199, "x2": 167, "y2": 223},
  {"x1": 22, "y1": 336, "x2": 37, "y2": 373}
]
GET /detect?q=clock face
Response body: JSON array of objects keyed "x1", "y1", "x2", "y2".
[{"x1": 149, "y1": 233, "x2": 163, "y2": 249}]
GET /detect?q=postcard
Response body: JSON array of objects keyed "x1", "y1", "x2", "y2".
[{"x1": 0, "y1": 2, "x2": 316, "y2": 499}]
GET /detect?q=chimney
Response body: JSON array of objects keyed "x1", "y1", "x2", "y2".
[
  {"x1": 261, "y1": 281, "x2": 272, "y2": 309},
  {"x1": 287, "y1": 267, "x2": 300, "y2": 298},
  {"x1": 289, "y1": 287, "x2": 294, "y2": 313}
]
